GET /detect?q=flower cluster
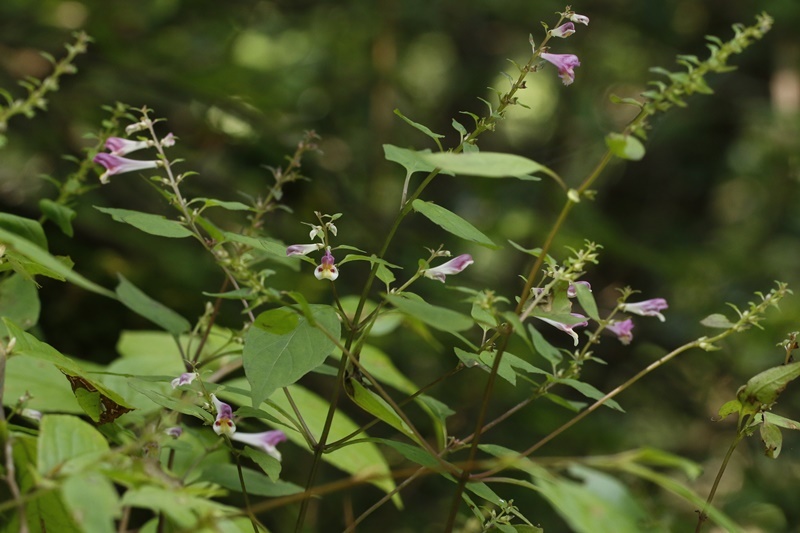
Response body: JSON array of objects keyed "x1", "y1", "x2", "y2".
[
  {"x1": 287, "y1": 214, "x2": 341, "y2": 281},
  {"x1": 422, "y1": 254, "x2": 473, "y2": 283},
  {"x1": 539, "y1": 9, "x2": 589, "y2": 86},
  {"x1": 93, "y1": 126, "x2": 174, "y2": 184}
]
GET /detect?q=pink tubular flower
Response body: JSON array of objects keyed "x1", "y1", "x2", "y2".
[
  {"x1": 569, "y1": 13, "x2": 590, "y2": 26},
  {"x1": 567, "y1": 281, "x2": 592, "y2": 298},
  {"x1": 170, "y1": 372, "x2": 198, "y2": 389},
  {"x1": 314, "y1": 248, "x2": 339, "y2": 281},
  {"x1": 607, "y1": 319, "x2": 634, "y2": 345},
  {"x1": 286, "y1": 243, "x2": 322, "y2": 256},
  {"x1": 550, "y1": 22, "x2": 575, "y2": 38},
  {"x1": 540, "y1": 52, "x2": 581, "y2": 86},
  {"x1": 536, "y1": 313, "x2": 589, "y2": 346},
  {"x1": 93, "y1": 153, "x2": 162, "y2": 184},
  {"x1": 620, "y1": 298, "x2": 668, "y2": 322},
  {"x1": 105, "y1": 137, "x2": 150, "y2": 156},
  {"x1": 422, "y1": 254, "x2": 474, "y2": 283},
  {"x1": 231, "y1": 430, "x2": 288, "y2": 461},
  {"x1": 211, "y1": 394, "x2": 236, "y2": 436}
]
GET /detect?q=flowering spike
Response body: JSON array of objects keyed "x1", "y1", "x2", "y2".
[
  {"x1": 540, "y1": 52, "x2": 581, "y2": 86},
  {"x1": 422, "y1": 254, "x2": 474, "y2": 283},
  {"x1": 607, "y1": 319, "x2": 635, "y2": 345},
  {"x1": 536, "y1": 313, "x2": 588, "y2": 346},
  {"x1": 231, "y1": 430, "x2": 288, "y2": 461},
  {"x1": 314, "y1": 248, "x2": 339, "y2": 281},
  {"x1": 93, "y1": 153, "x2": 162, "y2": 184},
  {"x1": 170, "y1": 372, "x2": 198, "y2": 389},
  {"x1": 211, "y1": 394, "x2": 236, "y2": 436},
  {"x1": 550, "y1": 22, "x2": 576, "y2": 38},
  {"x1": 620, "y1": 298, "x2": 668, "y2": 322}
]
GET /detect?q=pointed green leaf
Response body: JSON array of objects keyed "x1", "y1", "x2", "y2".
[
  {"x1": 0, "y1": 213, "x2": 48, "y2": 249},
  {"x1": 573, "y1": 282, "x2": 599, "y2": 321},
  {"x1": 420, "y1": 151, "x2": 553, "y2": 180},
  {"x1": 412, "y1": 199, "x2": 497, "y2": 248},
  {"x1": 115, "y1": 274, "x2": 191, "y2": 336},
  {"x1": 244, "y1": 305, "x2": 340, "y2": 406},
  {"x1": 558, "y1": 379, "x2": 624, "y2": 412},
  {"x1": 394, "y1": 109, "x2": 444, "y2": 146},
  {"x1": 761, "y1": 412, "x2": 800, "y2": 431},
  {"x1": 349, "y1": 380, "x2": 418, "y2": 442},
  {"x1": 383, "y1": 144, "x2": 440, "y2": 179},
  {"x1": 717, "y1": 399, "x2": 741, "y2": 419},
  {"x1": 200, "y1": 464, "x2": 302, "y2": 497},
  {"x1": 94, "y1": 206, "x2": 194, "y2": 238},
  {"x1": 701, "y1": 313, "x2": 736, "y2": 329},
  {"x1": 38, "y1": 415, "x2": 109, "y2": 476}
]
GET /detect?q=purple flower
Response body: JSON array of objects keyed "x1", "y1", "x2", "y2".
[
  {"x1": 550, "y1": 22, "x2": 576, "y2": 38},
  {"x1": 620, "y1": 298, "x2": 668, "y2": 322},
  {"x1": 607, "y1": 319, "x2": 634, "y2": 345},
  {"x1": 536, "y1": 313, "x2": 589, "y2": 346},
  {"x1": 286, "y1": 243, "x2": 322, "y2": 256},
  {"x1": 569, "y1": 13, "x2": 590, "y2": 26},
  {"x1": 540, "y1": 52, "x2": 581, "y2": 86},
  {"x1": 231, "y1": 430, "x2": 288, "y2": 461},
  {"x1": 567, "y1": 281, "x2": 592, "y2": 298},
  {"x1": 314, "y1": 248, "x2": 339, "y2": 281},
  {"x1": 161, "y1": 132, "x2": 176, "y2": 148},
  {"x1": 211, "y1": 394, "x2": 236, "y2": 436},
  {"x1": 105, "y1": 137, "x2": 150, "y2": 156},
  {"x1": 93, "y1": 153, "x2": 162, "y2": 184},
  {"x1": 422, "y1": 254, "x2": 474, "y2": 283},
  {"x1": 170, "y1": 372, "x2": 198, "y2": 389}
]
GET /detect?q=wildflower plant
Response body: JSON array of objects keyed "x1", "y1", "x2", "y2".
[{"x1": 0, "y1": 6, "x2": 797, "y2": 533}]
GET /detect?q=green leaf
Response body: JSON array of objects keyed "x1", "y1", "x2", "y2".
[
  {"x1": 737, "y1": 361, "x2": 800, "y2": 413},
  {"x1": 94, "y1": 206, "x2": 194, "y2": 238},
  {"x1": 0, "y1": 274, "x2": 40, "y2": 335},
  {"x1": 760, "y1": 420, "x2": 782, "y2": 458},
  {"x1": 4, "y1": 354, "x2": 82, "y2": 413},
  {"x1": 528, "y1": 324, "x2": 563, "y2": 366},
  {"x1": 39, "y1": 199, "x2": 76, "y2": 237},
  {"x1": 244, "y1": 305, "x2": 340, "y2": 406},
  {"x1": 115, "y1": 275, "x2": 191, "y2": 336},
  {"x1": 195, "y1": 198, "x2": 253, "y2": 211},
  {"x1": 223, "y1": 232, "x2": 301, "y2": 271},
  {"x1": 61, "y1": 472, "x2": 120, "y2": 533},
  {"x1": 478, "y1": 351, "x2": 549, "y2": 387},
  {"x1": 761, "y1": 412, "x2": 800, "y2": 431},
  {"x1": 394, "y1": 109, "x2": 444, "y2": 148},
  {"x1": 701, "y1": 313, "x2": 736, "y2": 329},
  {"x1": 116, "y1": 274, "x2": 192, "y2": 337},
  {"x1": 420, "y1": 151, "x2": 557, "y2": 180},
  {"x1": 558, "y1": 379, "x2": 624, "y2": 412},
  {"x1": 573, "y1": 282, "x2": 599, "y2": 321},
  {"x1": 383, "y1": 144, "x2": 442, "y2": 179},
  {"x1": 717, "y1": 399, "x2": 742, "y2": 419},
  {"x1": 121, "y1": 486, "x2": 236, "y2": 529},
  {"x1": 38, "y1": 414, "x2": 109, "y2": 476},
  {"x1": 411, "y1": 199, "x2": 497, "y2": 248},
  {"x1": 385, "y1": 293, "x2": 473, "y2": 332},
  {"x1": 244, "y1": 447, "x2": 282, "y2": 482},
  {"x1": 349, "y1": 380, "x2": 417, "y2": 442},
  {"x1": 0, "y1": 213, "x2": 48, "y2": 249},
  {"x1": 605, "y1": 133, "x2": 645, "y2": 161},
  {"x1": 218, "y1": 381, "x2": 400, "y2": 504},
  {"x1": 200, "y1": 464, "x2": 303, "y2": 497},
  {"x1": 0, "y1": 227, "x2": 116, "y2": 298}
]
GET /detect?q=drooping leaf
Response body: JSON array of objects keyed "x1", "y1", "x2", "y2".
[
  {"x1": 394, "y1": 108, "x2": 445, "y2": 148},
  {"x1": 115, "y1": 274, "x2": 191, "y2": 336},
  {"x1": 420, "y1": 151, "x2": 557, "y2": 181},
  {"x1": 348, "y1": 380, "x2": 418, "y2": 442},
  {"x1": 411, "y1": 199, "x2": 497, "y2": 248},
  {"x1": 717, "y1": 399, "x2": 742, "y2": 420},
  {"x1": 760, "y1": 420, "x2": 782, "y2": 458},
  {"x1": 39, "y1": 199, "x2": 77, "y2": 237},
  {"x1": 200, "y1": 464, "x2": 303, "y2": 497},
  {"x1": 244, "y1": 305, "x2": 340, "y2": 406},
  {"x1": 573, "y1": 282, "x2": 599, "y2": 321},
  {"x1": 558, "y1": 379, "x2": 624, "y2": 412},
  {"x1": 94, "y1": 206, "x2": 194, "y2": 238},
  {"x1": 385, "y1": 293, "x2": 473, "y2": 333},
  {"x1": 244, "y1": 447, "x2": 282, "y2": 482},
  {"x1": 605, "y1": 133, "x2": 645, "y2": 161},
  {"x1": 0, "y1": 227, "x2": 116, "y2": 298}
]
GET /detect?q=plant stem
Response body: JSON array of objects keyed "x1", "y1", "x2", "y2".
[{"x1": 695, "y1": 427, "x2": 746, "y2": 532}]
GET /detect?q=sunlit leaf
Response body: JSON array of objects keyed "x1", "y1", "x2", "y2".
[
  {"x1": 420, "y1": 151, "x2": 556, "y2": 180},
  {"x1": 94, "y1": 206, "x2": 194, "y2": 238},
  {"x1": 412, "y1": 199, "x2": 498, "y2": 248}
]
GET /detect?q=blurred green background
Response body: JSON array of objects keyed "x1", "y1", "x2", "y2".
[{"x1": 2, "y1": 0, "x2": 800, "y2": 531}]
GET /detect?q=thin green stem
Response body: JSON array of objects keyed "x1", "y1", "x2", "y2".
[{"x1": 695, "y1": 423, "x2": 748, "y2": 532}]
